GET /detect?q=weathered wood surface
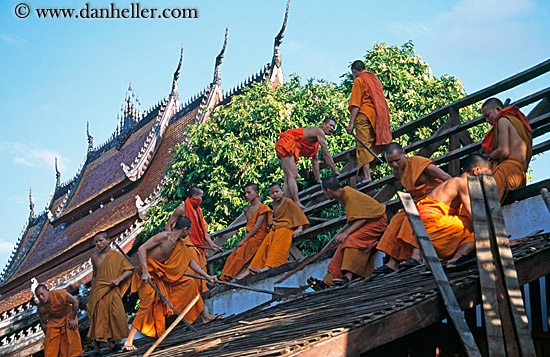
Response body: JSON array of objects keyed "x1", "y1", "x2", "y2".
[{"x1": 398, "y1": 192, "x2": 481, "y2": 357}]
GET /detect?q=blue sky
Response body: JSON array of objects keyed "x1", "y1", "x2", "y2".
[{"x1": 1, "y1": 0, "x2": 549, "y2": 270}]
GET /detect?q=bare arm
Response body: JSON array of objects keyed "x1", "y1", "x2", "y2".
[
  {"x1": 311, "y1": 154, "x2": 321, "y2": 184},
  {"x1": 110, "y1": 269, "x2": 134, "y2": 287},
  {"x1": 347, "y1": 106, "x2": 359, "y2": 134},
  {"x1": 137, "y1": 233, "x2": 166, "y2": 283},
  {"x1": 489, "y1": 119, "x2": 511, "y2": 160},
  {"x1": 188, "y1": 258, "x2": 215, "y2": 284},
  {"x1": 65, "y1": 292, "x2": 79, "y2": 330},
  {"x1": 90, "y1": 255, "x2": 98, "y2": 287},
  {"x1": 458, "y1": 180, "x2": 472, "y2": 217},
  {"x1": 203, "y1": 232, "x2": 221, "y2": 252},
  {"x1": 424, "y1": 164, "x2": 452, "y2": 181},
  {"x1": 334, "y1": 218, "x2": 368, "y2": 244},
  {"x1": 37, "y1": 306, "x2": 48, "y2": 332},
  {"x1": 165, "y1": 205, "x2": 186, "y2": 232},
  {"x1": 238, "y1": 213, "x2": 267, "y2": 246},
  {"x1": 317, "y1": 131, "x2": 340, "y2": 176},
  {"x1": 292, "y1": 225, "x2": 304, "y2": 238}
]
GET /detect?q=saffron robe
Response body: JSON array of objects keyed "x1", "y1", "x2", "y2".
[
  {"x1": 87, "y1": 250, "x2": 133, "y2": 342},
  {"x1": 275, "y1": 128, "x2": 320, "y2": 163},
  {"x1": 248, "y1": 198, "x2": 309, "y2": 270},
  {"x1": 325, "y1": 187, "x2": 387, "y2": 283},
  {"x1": 219, "y1": 204, "x2": 273, "y2": 281},
  {"x1": 184, "y1": 198, "x2": 209, "y2": 292},
  {"x1": 131, "y1": 239, "x2": 204, "y2": 338},
  {"x1": 349, "y1": 70, "x2": 392, "y2": 173},
  {"x1": 377, "y1": 156, "x2": 445, "y2": 260},
  {"x1": 400, "y1": 197, "x2": 474, "y2": 260},
  {"x1": 482, "y1": 106, "x2": 532, "y2": 203},
  {"x1": 43, "y1": 290, "x2": 82, "y2": 357}
]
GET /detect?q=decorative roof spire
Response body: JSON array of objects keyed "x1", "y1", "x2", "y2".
[
  {"x1": 55, "y1": 157, "x2": 61, "y2": 187},
  {"x1": 171, "y1": 44, "x2": 184, "y2": 97},
  {"x1": 213, "y1": 28, "x2": 228, "y2": 85},
  {"x1": 29, "y1": 187, "x2": 34, "y2": 217},
  {"x1": 272, "y1": 0, "x2": 290, "y2": 68},
  {"x1": 86, "y1": 121, "x2": 93, "y2": 153},
  {"x1": 118, "y1": 82, "x2": 141, "y2": 135}
]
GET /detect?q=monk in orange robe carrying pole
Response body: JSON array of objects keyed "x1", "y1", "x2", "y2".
[
  {"x1": 35, "y1": 285, "x2": 82, "y2": 357},
  {"x1": 374, "y1": 142, "x2": 452, "y2": 273},
  {"x1": 87, "y1": 231, "x2": 133, "y2": 356},
  {"x1": 347, "y1": 60, "x2": 392, "y2": 186},
  {"x1": 481, "y1": 98, "x2": 532, "y2": 203},
  {"x1": 319, "y1": 177, "x2": 387, "y2": 286},
  {"x1": 123, "y1": 216, "x2": 221, "y2": 352},
  {"x1": 237, "y1": 183, "x2": 309, "y2": 279},
  {"x1": 166, "y1": 187, "x2": 220, "y2": 292},
  {"x1": 400, "y1": 154, "x2": 492, "y2": 267},
  {"x1": 219, "y1": 183, "x2": 273, "y2": 282},
  {"x1": 276, "y1": 118, "x2": 341, "y2": 209}
]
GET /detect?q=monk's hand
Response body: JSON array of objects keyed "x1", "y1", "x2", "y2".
[
  {"x1": 67, "y1": 319, "x2": 78, "y2": 330},
  {"x1": 109, "y1": 278, "x2": 121, "y2": 287},
  {"x1": 141, "y1": 272, "x2": 151, "y2": 284},
  {"x1": 333, "y1": 170, "x2": 341, "y2": 177},
  {"x1": 334, "y1": 232, "x2": 348, "y2": 244},
  {"x1": 292, "y1": 227, "x2": 303, "y2": 238},
  {"x1": 207, "y1": 275, "x2": 216, "y2": 284},
  {"x1": 211, "y1": 244, "x2": 221, "y2": 252},
  {"x1": 346, "y1": 124, "x2": 354, "y2": 135}
]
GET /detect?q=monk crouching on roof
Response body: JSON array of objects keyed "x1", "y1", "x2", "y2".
[
  {"x1": 400, "y1": 154, "x2": 492, "y2": 268},
  {"x1": 166, "y1": 187, "x2": 220, "y2": 293},
  {"x1": 236, "y1": 183, "x2": 309, "y2": 280},
  {"x1": 276, "y1": 118, "x2": 340, "y2": 209},
  {"x1": 481, "y1": 98, "x2": 532, "y2": 203},
  {"x1": 346, "y1": 60, "x2": 392, "y2": 187},
  {"x1": 123, "y1": 217, "x2": 222, "y2": 352},
  {"x1": 36, "y1": 285, "x2": 83, "y2": 357},
  {"x1": 315, "y1": 177, "x2": 386, "y2": 287},
  {"x1": 87, "y1": 231, "x2": 133, "y2": 356},
  {"x1": 374, "y1": 143, "x2": 451, "y2": 274},
  {"x1": 219, "y1": 183, "x2": 273, "y2": 282}
]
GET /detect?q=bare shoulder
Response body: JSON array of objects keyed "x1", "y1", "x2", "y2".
[{"x1": 303, "y1": 126, "x2": 324, "y2": 141}]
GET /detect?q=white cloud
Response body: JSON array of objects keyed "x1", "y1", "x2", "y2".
[
  {"x1": 0, "y1": 34, "x2": 28, "y2": 45},
  {"x1": 0, "y1": 142, "x2": 70, "y2": 172},
  {"x1": 0, "y1": 241, "x2": 14, "y2": 254}
]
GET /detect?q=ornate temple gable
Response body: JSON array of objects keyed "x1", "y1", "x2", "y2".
[
  {"x1": 269, "y1": 0, "x2": 289, "y2": 86},
  {"x1": 121, "y1": 46, "x2": 184, "y2": 182},
  {"x1": 194, "y1": 28, "x2": 228, "y2": 125}
]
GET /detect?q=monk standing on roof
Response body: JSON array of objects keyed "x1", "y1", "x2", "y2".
[
  {"x1": 87, "y1": 231, "x2": 133, "y2": 356},
  {"x1": 374, "y1": 143, "x2": 452, "y2": 273},
  {"x1": 166, "y1": 187, "x2": 220, "y2": 292},
  {"x1": 481, "y1": 98, "x2": 532, "y2": 202},
  {"x1": 347, "y1": 60, "x2": 392, "y2": 187},
  {"x1": 219, "y1": 184, "x2": 273, "y2": 282},
  {"x1": 236, "y1": 183, "x2": 309, "y2": 279},
  {"x1": 35, "y1": 285, "x2": 82, "y2": 357},
  {"x1": 400, "y1": 154, "x2": 492, "y2": 267},
  {"x1": 319, "y1": 177, "x2": 387, "y2": 286},
  {"x1": 123, "y1": 217, "x2": 221, "y2": 352},
  {"x1": 276, "y1": 118, "x2": 341, "y2": 209}
]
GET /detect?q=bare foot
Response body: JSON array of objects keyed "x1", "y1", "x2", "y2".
[
  {"x1": 122, "y1": 344, "x2": 138, "y2": 352},
  {"x1": 202, "y1": 312, "x2": 225, "y2": 324}
]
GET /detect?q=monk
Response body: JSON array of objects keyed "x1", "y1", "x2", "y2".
[
  {"x1": 346, "y1": 60, "x2": 392, "y2": 186},
  {"x1": 87, "y1": 231, "x2": 133, "y2": 356},
  {"x1": 481, "y1": 98, "x2": 532, "y2": 202},
  {"x1": 123, "y1": 216, "x2": 221, "y2": 352},
  {"x1": 35, "y1": 285, "x2": 82, "y2": 357},
  {"x1": 401, "y1": 154, "x2": 492, "y2": 267},
  {"x1": 276, "y1": 118, "x2": 341, "y2": 208},
  {"x1": 219, "y1": 183, "x2": 273, "y2": 282},
  {"x1": 236, "y1": 183, "x2": 309, "y2": 279},
  {"x1": 166, "y1": 187, "x2": 220, "y2": 292},
  {"x1": 374, "y1": 142, "x2": 452, "y2": 273},
  {"x1": 319, "y1": 176, "x2": 387, "y2": 286}
]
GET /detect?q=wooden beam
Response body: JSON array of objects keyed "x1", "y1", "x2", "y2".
[{"x1": 398, "y1": 192, "x2": 482, "y2": 356}]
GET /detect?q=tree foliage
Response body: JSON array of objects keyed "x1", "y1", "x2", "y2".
[{"x1": 140, "y1": 41, "x2": 484, "y2": 257}]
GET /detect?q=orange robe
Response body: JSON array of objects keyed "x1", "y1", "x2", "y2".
[
  {"x1": 400, "y1": 197, "x2": 474, "y2": 260},
  {"x1": 324, "y1": 187, "x2": 387, "y2": 284},
  {"x1": 87, "y1": 250, "x2": 133, "y2": 342},
  {"x1": 348, "y1": 70, "x2": 392, "y2": 174},
  {"x1": 248, "y1": 198, "x2": 309, "y2": 270},
  {"x1": 219, "y1": 204, "x2": 273, "y2": 281},
  {"x1": 482, "y1": 106, "x2": 532, "y2": 203},
  {"x1": 377, "y1": 156, "x2": 445, "y2": 261},
  {"x1": 184, "y1": 198, "x2": 209, "y2": 292},
  {"x1": 43, "y1": 290, "x2": 82, "y2": 357},
  {"x1": 275, "y1": 128, "x2": 320, "y2": 163},
  {"x1": 131, "y1": 239, "x2": 204, "y2": 338}
]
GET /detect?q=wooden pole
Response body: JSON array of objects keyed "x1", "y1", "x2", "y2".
[
  {"x1": 113, "y1": 243, "x2": 197, "y2": 332},
  {"x1": 541, "y1": 188, "x2": 550, "y2": 213},
  {"x1": 143, "y1": 294, "x2": 201, "y2": 357},
  {"x1": 182, "y1": 273, "x2": 284, "y2": 296},
  {"x1": 334, "y1": 115, "x2": 384, "y2": 164}
]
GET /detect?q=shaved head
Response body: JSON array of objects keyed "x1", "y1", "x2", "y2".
[
  {"x1": 463, "y1": 154, "x2": 491, "y2": 173},
  {"x1": 384, "y1": 142, "x2": 404, "y2": 156},
  {"x1": 351, "y1": 60, "x2": 365, "y2": 72},
  {"x1": 482, "y1": 98, "x2": 504, "y2": 110},
  {"x1": 244, "y1": 183, "x2": 259, "y2": 192},
  {"x1": 187, "y1": 187, "x2": 203, "y2": 198},
  {"x1": 321, "y1": 176, "x2": 342, "y2": 191}
]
